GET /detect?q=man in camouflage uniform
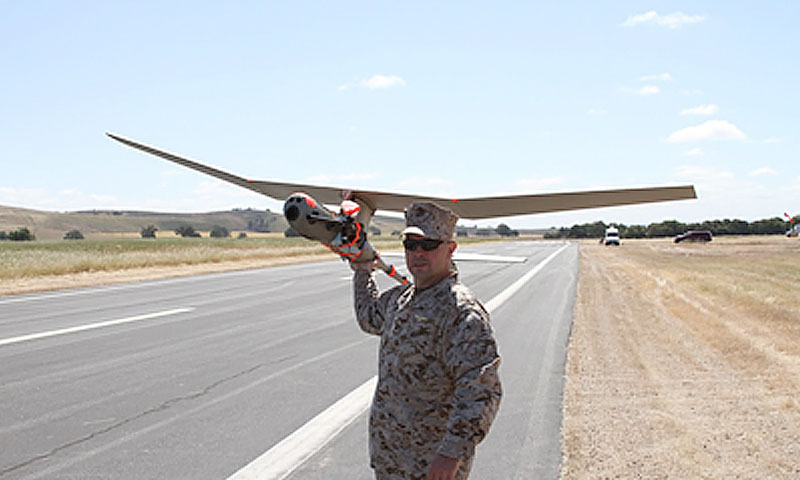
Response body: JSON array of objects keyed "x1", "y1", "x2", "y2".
[{"x1": 351, "y1": 201, "x2": 502, "y2": 480}]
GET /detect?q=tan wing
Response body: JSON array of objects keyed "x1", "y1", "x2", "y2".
[{"x1": 107, "y1": 133, "x2": 696, "y2": 219}]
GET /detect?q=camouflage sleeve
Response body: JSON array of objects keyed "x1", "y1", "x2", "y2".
[
  {"x1": 437, "y1": 306, "x2": 503, "y2": 460},
  {"x1": 352, "y1": 269, "x2": 386, "y2": 336}
]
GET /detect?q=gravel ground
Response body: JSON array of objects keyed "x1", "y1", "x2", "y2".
[{"x1": 562, "y1": 237, "x2": 800, "y2": 479}]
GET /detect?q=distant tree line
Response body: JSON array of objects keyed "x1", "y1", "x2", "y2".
[
  {"x1": 2, "y1": 216, "x2": 794, "y2": 242},
  {"x1": 0, "y1": 227, "x2": 35, "y2": 241},
  {"x1": 544, "y1": 217, "x2": 797, "y2": 239},
  {"x1": 247, "y1": 217, "x2": 275, "y2": 233}
]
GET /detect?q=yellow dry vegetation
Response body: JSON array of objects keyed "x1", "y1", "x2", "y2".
[
  {"x1": 562, "y1": 236, "x2": 800, "y2": 478},
  {"x1": 0, "y1": 236, "x2": 498, "y2": 296}
]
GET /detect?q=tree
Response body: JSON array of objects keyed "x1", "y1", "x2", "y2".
[
  {"x1": 0, "y1": 231, "x2": 7, "y2": 240},
  {"x1": 621, "y1": 225, "x2": 647, "y2": 238},
  {"x1": 646, "y1": 220, "x2": 686, "y2": 238},
  {"x1": 175, "y1": 225, "x2": 201, "y2": 237},
  {"x1": 63, "y1": 229, "x2": 84, "y2": 240},
  {"x1": 722, "y1": 219, "x2": 750, "y2": 235},
  {"x1": 495, "y1": 223, "x2": 519, "y2": 237},
  {"x1": 141, "y1": 225, "x2": 158, "y2": 238},
  {"x1": 543, "y1": 227, "x2": 568, "y2": 239},
  {"x1": 210, "y1": 225, "x2": 230, "y2": 238},
  {"x1": 569, "y1": 222, "x2": 602, "y2": 238},
  {"x1": 8, "y1": 227, "x2": 35, "y2": 241},
  {"x1": 750, "y1": 217, "x2": 786, "y2": 235},
  {"x1": 247, "y1": 216, "x2": 273, "y2": 232}
]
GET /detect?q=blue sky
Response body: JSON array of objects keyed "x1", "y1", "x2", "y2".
[{"x1": 1, "y1": 2, "x2": 797, "y2": 229}]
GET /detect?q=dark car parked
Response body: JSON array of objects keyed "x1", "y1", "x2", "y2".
[{"x1": 674, "y1": 230, "x2": 713, "y2": 243}]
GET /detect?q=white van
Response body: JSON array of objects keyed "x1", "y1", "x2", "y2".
[{"x1": 604, "y1": 226, "x2": 620, "y2": 246}]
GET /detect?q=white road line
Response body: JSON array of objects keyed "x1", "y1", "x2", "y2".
[
  {"x1": 226, "y1": 377, "x2": 377, "y2": 480},
  {"x1": 0, "y1": 280, "x2": 185, "y2": 305},
  {"x1": 226, "y1": 243, "x2": 570, "y2": 480},
  {"x1": 0, "y1": 264, "x2": 286, "y2": 305},
  {"x1": 0, "y1": 308, "x2": 195, "y2": 347},
  {"x1": 484, "y1": 244, "x2": 569, "y2": 312}
]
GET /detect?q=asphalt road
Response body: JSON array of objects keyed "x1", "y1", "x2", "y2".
[{"x1": 0, "y1": 241, "x2": 577, "y2": 480}]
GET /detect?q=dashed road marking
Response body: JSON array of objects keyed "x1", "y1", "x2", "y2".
[{"x1": 0, "y1": 308, "x2": 195, "y2": 347}]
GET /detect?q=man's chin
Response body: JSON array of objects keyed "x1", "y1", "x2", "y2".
[{"x1": 408, "y1": 264, "x2": 429, "y2": 276}]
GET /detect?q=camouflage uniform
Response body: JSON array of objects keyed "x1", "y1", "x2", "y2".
[{"x1": 353, "y1": 203, "x2": 502, "y2": 479}]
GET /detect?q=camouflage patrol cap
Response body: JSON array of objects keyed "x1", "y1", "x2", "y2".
[{"x1": 401, "y1": 202, "x2": 459, "y2": 241}]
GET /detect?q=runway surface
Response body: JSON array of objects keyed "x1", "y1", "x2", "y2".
[{"x1": 0, "y1": 241, "x2": 577, "y2": 479}]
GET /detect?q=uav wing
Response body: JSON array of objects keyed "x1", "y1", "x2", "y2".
[{"x1": 107, "y1": 133, "x2": 696, "y2": 219}]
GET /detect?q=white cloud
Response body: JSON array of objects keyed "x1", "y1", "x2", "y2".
[
  {"x1": 680, "y1": 104, "x2": 719, "y2": 116},
  {"x1": 763, "y1": 137, "x2": 781, "y2": 144},
  {"x1": 667, "y1": 120, "x2": 747, "y2": 143},
  {"x1": 683, "y1": 148, "x2": 704, "y2": 157},
  {"x1": 639, "y1": 73, "x2": 673, "y2": 82},
  {"x1": 637, "y1": 85, "x2": 660, "y2": 95},
  {"x1": 586, "y1": 108, "x2": 608, "y2": 116},
  {"x1": 749, "y1": 167, "x2": 777, "y2": 176},
  {"x1": 338, "y1": 74, "x2": 407, "y2": 91},
  {"x1": 680, "y1": 89, "x2": 704, "y2": 95},
  {"x1": 362, "y1": 75, "x2": 406, "y2": 89},
  {"x1": 622, "y1": 11, "x2": 707, "y2": 29},
  {"x1": 620, "y1": 85, "x2": 660, "y2": 96}
]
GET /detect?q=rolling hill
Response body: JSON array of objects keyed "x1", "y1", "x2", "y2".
[{"x1": 0, "y1": 205, "x2": 406, "y2": 240}]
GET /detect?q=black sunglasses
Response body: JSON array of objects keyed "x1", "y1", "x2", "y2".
[{"x1": 403, "y1": 238, "x2": 444, "y2": 252}]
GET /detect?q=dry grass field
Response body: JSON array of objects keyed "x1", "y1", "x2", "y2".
[
  {"x1": 0, "y1": 236, "x2": 499, "y2": 296},
  {"x1": 562, "y1": 236, "x2": 800, "y2": 479},
  {"x1": 0, "y1": 238, "x2": 338, "y2": 296}
]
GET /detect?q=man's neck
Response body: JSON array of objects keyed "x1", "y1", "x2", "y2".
[{"x1": 413, "y1": 271, "x2": 454, "y2": 290}]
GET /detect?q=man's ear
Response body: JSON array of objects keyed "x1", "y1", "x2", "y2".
[{"x1": 449, "y1": 241, "x2": 458, "y2": 254}]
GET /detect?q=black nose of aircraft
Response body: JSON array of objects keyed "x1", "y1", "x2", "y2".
[{"x1": 284, "y1": 204, "x2": 300, "y2": 221}]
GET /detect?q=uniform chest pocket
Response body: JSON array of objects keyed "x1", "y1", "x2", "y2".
[
  {"x1": 391, "y1": 313, "x2": 434, "y2": 342},
  {"x1": 388, "y1": 314, "x2": 441, "y2": 374}
]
